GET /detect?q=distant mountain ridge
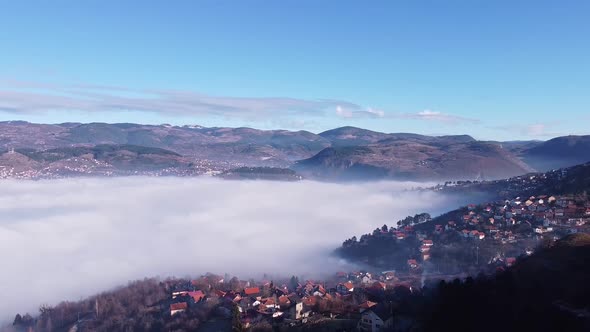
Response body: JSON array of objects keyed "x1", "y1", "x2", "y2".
[
  {"x1": 521, "y1": 135, "x2": 590, "y2": 171},
  {"x1": 295, "y1": 138, "x2": 534, "y2": 181},
  {"x1": 1, "y1": 121, "x2": 589, "y2": 180},
  {"x1": 0, "y1": 121, "x2": 331, "y2": 167}
]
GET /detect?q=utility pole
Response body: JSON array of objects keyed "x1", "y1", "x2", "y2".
[{"x1": 476, "y1": 245, "x2": 479, "y2": 266}]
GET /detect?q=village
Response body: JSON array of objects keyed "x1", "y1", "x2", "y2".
[
  {"x1": 341, "y1": 191, "x2": 590, "y2": 274},
  {"x1": 159, "y1": 269, "x2": 419, "y2": 332},
  {"x1": 155, "y1": 193, "x2": 590, "y2": 332}
]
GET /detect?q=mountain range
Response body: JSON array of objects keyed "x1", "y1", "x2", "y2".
[{"x1": 1, "y1": 121, "x2": 589, "y2": 181}]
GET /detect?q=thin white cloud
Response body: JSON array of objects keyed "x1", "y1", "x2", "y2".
[
  {"x1": 491, "y1": 123, "x2": 562, "y2": 138},
  {"x1": 0, "y1": 81, "x2": 366, "y2": 121},
  {"x1": 526, "y1": 123, "x2": 549, "y2": 136},
  {"x1": 335, "y1": 105, "x2": 385, "y2": 118},
  {"x1": 0, "y1": 177, "x2": 466, "y2": 321},
  {"x1": 401, "y1": 109, "x2": 480, "y2": 124}
]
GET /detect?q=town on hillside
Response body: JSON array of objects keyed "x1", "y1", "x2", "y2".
[{"x1": 339, "y1": 193, "x2": 590, "y2": 277}]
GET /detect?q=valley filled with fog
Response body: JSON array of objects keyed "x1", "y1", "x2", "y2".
[{"x1": 0, "y1": 177, "x2": 468, "y2": 320}]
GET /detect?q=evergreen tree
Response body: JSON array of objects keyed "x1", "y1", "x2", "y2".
[{"x1": 289, "y1": 276, "x2": 299, "y2": 291}]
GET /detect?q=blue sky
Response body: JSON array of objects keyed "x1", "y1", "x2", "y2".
[{"x1": 0, "y1": 0, "x2": 588, "y2": 140}]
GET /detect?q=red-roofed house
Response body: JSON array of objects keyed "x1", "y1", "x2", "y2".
[
  {"x1": 407, "y1": 259, "x2": 418, "y2": 269},
  {"x1": 303, "y1": 296, "x2": 318, "y2": 307},
  {"x1": 263, "y1": 298, "x2": 279, "y2": 310},
  {"x1": 358, "y1": 300, "x2": 377, "y2": 312},
  {"x1": 370, "y1": 281, "x2": 386, "y2": 291},
  {"x1": 337, "y1": 281, "x2": 354, "y2": 294},
  {"x1": 278, "y1": 295, "x2": 291, "y2": 308},
  {"x1": 506, "y1": 257, "x2": 516, "y2": 267},
  {"x1": 170, "y1": 302, "x2": 187, "y2": 316},
  {"x1": 244, "y1": 287, "x2": 260, "y2": 296},
  {"x1": 188, "y1": 290, "x2": 205, "y2": 303}
]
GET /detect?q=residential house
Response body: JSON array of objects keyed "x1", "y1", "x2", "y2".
[
  {"x1": 382, "y1": 271, "x2": 395, "y2": 281},
  {"x1": 337, "y1": 282, "x2": 355, "y2": 294},
  {"x1": 244, "y1": 287, "x2": 260, "y2": 297},
  {"x1": 170, "y1": 302, "x2": 187, "y2": 316},
  {"x1": 188, "y1": 290, "x2": 206, "y2": 303},
  {"x1": 294, "y1": 302, "x2": 309, "y2": 320},
  {"x1": 506, "y1": 257, "x2": 516, "y2": 267},
  {"x1": 358, "y1": 301, "x2": 377, "y2": 313},
  {"x1": 278, "y1": 295, "x2": 291, "y2": 309},
  {"x1": 370, "y1": 281, "x2": 386, "y2": 291},
  {"x1": 419, "y1": 245, "x2": 430, "y2": 253},
  {"x1": 262, "y1": 298, "x2": 279, "y2": 311},
  {"x1": 407, "y1": 259, "x2": 419, "y2": 269},
  {"x1": 358, "y1": 306, "x2": 394, "y2": 332}
]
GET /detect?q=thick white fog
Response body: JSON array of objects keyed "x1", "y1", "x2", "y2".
[{"x1": 0, "y1": 177, "x2": 464, "y2": 320}]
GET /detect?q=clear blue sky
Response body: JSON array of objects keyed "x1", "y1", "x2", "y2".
[{"x1": 0, "y1": 0, "x2": 588, "y2": 140}]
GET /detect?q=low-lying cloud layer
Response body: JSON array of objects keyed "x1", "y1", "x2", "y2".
[{"x1": 0, "y1": 177, "x2": 463, "y2": 320}]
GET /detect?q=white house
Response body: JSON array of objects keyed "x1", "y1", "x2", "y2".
[{"x1": 358, "y1": 308, "x2": 393, "y2": 332}]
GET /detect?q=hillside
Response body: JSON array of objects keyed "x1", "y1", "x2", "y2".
[
  {"x1": 1, "y1": 121, "x2": 589, "y2": 181},
  {"x1": 421, "y1": 234, "x2": 590, "y2": 332},
  {"x1": 436, "y1": 161, "x2": 590, "y2": 202},
  {"x1": 0, "y1": 121, "x2": 332, "y2": 167},
  {"x1": 521, "y1": 135, "x2": 590, "y2": 171},
  {"x1": 337, "y1": 162, "x2": 590, "y2": 274},
  {"x1": 295, "y1": 140, "x2": 533, "y2": 181},
  {"x1": 0, "y1": 145, "x2": 202, "y2": 178},
  {"x1": 318, "y1": 126, "x2": 396, "y2": 146}
]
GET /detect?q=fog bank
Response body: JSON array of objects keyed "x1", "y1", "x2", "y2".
[{"x1": 0, "y1": 177, "x2": 463, "y2": 320}]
